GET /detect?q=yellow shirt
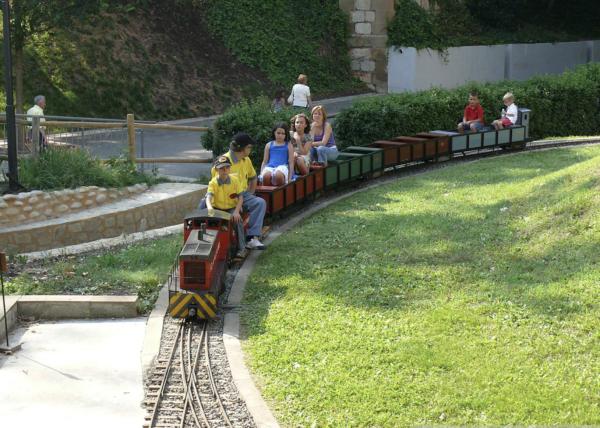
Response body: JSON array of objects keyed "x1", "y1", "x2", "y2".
[
  {"x1": 211, "y1": 151, "x2": 256, "y2": 192},
  {"x1": 207, "y1": 175, "x2": 243, "y2": 210}
]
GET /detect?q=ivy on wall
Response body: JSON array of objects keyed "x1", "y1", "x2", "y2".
[
  {"x1": 388, "y1": 0, "x2": 600, "y2": 50},
  {"x1": 204, "y1": 0, "x2": 362, "y2": 95}
]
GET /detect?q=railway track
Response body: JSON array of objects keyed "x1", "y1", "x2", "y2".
[{"x1": 143, "y1": 318, "x2": 252, "y2": 428}]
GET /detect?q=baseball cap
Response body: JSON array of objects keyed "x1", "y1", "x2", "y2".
[
  {"x1": 231, "y1": 132, "x2": 256, "y2": 150},
  {"x1": 214, "y1": 155, "x2": 232, "y2": 169}
]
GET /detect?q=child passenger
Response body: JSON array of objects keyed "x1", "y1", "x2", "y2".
[
  {"x1": 260, "y1": 122, "x2": 295, "y2": 186},
  {"x1": 205, "y1": 156, "x2": 246, "y2": 257},
  {"x1": 290, "y1": 113, "x2": 312, "y2": 176},
  {"x1": 457, "y1": 92, "x2": 485, "y2": 133},
  {"x1": 492, "y1": 92, "x2": 518, "y2": 130}
]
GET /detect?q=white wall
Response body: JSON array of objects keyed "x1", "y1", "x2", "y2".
[{"x1": 389, "y1": 40, "x2": 600, "y2": 93}]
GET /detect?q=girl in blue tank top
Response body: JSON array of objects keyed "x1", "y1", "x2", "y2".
[{"x1": 260, "y1": 122, "x2": 295, "y2": 186}]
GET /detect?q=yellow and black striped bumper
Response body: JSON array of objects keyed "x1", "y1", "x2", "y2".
[{"x1": 169, "y1": 292, "x2": 217, "y2": 319}]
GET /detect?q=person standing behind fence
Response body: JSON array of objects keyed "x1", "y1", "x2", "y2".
[
  {"x1": 287, "y1": 74, "x2": 312, "y2": 110},
  {"x1": 26, "y1": 95, "x2": 47, "y2": 151}
]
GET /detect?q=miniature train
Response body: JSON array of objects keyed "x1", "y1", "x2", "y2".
[{"x1": 168, "y1": 108, "x2": 531, "y2": 319}]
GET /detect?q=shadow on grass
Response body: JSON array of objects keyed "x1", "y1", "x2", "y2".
[{"x1": 243, "y1": 147, "x2": 600, "y2": 333}]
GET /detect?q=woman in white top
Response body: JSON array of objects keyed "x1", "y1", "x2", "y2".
[{"x1": 287, "y1": 74, "x2": 312, "y2": 109}]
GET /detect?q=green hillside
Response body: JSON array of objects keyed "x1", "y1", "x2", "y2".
[{"x1": 0, "y1": 1, "x2": 362, "y2": 120}]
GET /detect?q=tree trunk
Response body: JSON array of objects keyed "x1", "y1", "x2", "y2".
[{"x1": 15, "y1": 45, "x2": 25, "y2": 151}]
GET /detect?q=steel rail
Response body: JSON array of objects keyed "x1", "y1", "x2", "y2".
[
  {"x1": 204, "y1": 325, "x2": 233, "y2": 427},
  {"x1": 179, "y1": 323, "x2": 203, "y2": 428},
  {"x1": 147, "y1": 320, "x2": 184, "y2": 428}
]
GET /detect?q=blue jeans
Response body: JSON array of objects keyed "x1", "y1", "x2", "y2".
[
  {"x1": 311, "y1": 146, "x2": 339, "y2": 165},
  {"x1": 199, "y1": 192, "x2": 266, "y2": 238},
  {"x1": 459, "y1": 122, "x2": 484, "y2": 132},
  {"x1": 240, "y1": 191, "x2": 266, "y2": 238}
]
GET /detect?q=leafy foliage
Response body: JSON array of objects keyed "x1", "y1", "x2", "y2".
[
  {"x1": 203, "y1": 97, "x2": 308, "y2": 168},
  {"x1": 204, "y1": 0, "x2": 362, "y2": 95},
  {"x1": 388, "y1": 0, "x2": 600, "y2": 49},
  {"x1": 18, "y1": 148, "x2": 160, "y2": 191},
  {"x1": 334, "y1": 63, "x2": 600, "y2": 149}
]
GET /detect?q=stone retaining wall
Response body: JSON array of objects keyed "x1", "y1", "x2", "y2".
[
  {"x1": 0, "y1": 184, "x2": 148, "y2": 228},
  {"x1": 0, "y1": 183, "x2": 206, "y2": 254}
]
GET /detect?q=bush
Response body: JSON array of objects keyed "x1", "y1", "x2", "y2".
[
  {"x1": 333, "y1": 63, "x2": 600, "y2": 149},
  {"x1": 203, "y1": 97, "x2": 309, "y2": 169},
  {"x1": 18, "y1": 148, "x2": 160, "y2": 191}
]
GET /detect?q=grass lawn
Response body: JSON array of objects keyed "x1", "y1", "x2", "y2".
[
  {"x1": 242, "y1": 146, "x2": 600, "y2": 426},
  {"x1": 5, "y1": 235, "x2": 181, "y2": 313}
]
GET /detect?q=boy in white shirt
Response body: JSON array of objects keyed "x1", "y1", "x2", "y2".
[
  {"x1": 492, "y1": 92, "x2": 518, "y2": 130},
  {"x1": 288, "y1": 74, "x2": 312, "y2": 109}
]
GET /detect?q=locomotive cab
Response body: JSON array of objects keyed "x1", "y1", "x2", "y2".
[{"x1": 168, "y1": 209, "x2": 232, "y2": 319}]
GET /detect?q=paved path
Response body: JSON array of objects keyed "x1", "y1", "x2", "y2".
[{"x1": 0, "y1": 318, "x2": 147, "y2": 428}]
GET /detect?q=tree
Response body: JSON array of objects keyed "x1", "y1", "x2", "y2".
[{"x1": 9, "y1": 0, "x2": 101, "y2": 116}]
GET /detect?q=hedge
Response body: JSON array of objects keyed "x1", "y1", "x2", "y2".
[
  {"x1": 203, "y1": 64, "x2": 600, "y2": 170},
  {"x1": 334, "y1": 63, "x2": 600, "y2": 149}
]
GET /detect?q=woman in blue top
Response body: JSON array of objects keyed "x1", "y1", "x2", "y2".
[
  {"x1": 260, "y1": 122, "x2": 295, "y2": 186},
  {"x1": 309, "y1": 105, "x2": 338, "y2": 166}
]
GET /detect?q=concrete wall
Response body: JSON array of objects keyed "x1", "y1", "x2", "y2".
[{"x1": 389, "y1": 40, "x2": 600, "y2": 93}]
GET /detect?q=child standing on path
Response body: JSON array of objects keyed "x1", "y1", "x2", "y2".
[
  {"x1": 205, "y1": 156, "x2": 246, "y2": 257},
  {"x1": 492, "y1": 92, "x2": 518, "y2": 130},
  {"x1": 260, "y1": 122, "x2": 295, "y2": 186},
  {"x1": 457, "y1": 92, "x2": 485, "y2": 133}
]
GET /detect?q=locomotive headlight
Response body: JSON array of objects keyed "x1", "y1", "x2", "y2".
[{"x1": 189, "y1": 307, "x2": 197, "y2": 317}]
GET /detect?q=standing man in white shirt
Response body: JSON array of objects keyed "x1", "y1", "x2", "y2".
[
  {"x1": 26, "y1": 95, "x2": 47, "y2": 151},
  {"x1": 288, "y1": 74, "x2": 312, "y2": 109}
]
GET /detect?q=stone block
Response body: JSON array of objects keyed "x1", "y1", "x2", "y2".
[
  {"x1": 5, "y1": 207, "x2": 19, "y2": 215},
  {"x1": 105, "y1": 217, "x2": 116, "y2": 228},
  {"x1": 56, "y1": 204, "x2": 69, "y2": 213},
  {"x1": 13, "y1": 200, "x2": 24, "y2": 207},
  {"x1": 29, "y1": 196, "x2": 39, "y2": 204},
  {"x1": 3, "y1": 194, "x2": 17, "y2": 202},
  {"x1": 14, "y1": 234, "x2": 32, "y2": 244},
  {"x1": 355, "y1": 0, "x2": 371, "y2": 10},
  {"x1": 44, "y1": 208, "x2": 54, "y2": 216},
  {"x1": 96, "y1": 194, "x2": 107, "y2": 203},
  {"x1": 0, "y1": 200, "x2": 7, "y2": 208},
  {"x1": 351, "y1": 59, "x2": 361, "y2": 71},
  {"x1": 354, "y1": 71, "x2": 373, "y2": 83},
  {"x1": 68, "y1": 223, "x2": 83, "y2": 233},
  {"x1": 36, "y1": 232, "x2": 52, "y2": 246},
  {"x1": 351, "y1": 47, "x2": 371, "y2": 59},
  {"x1": 70, "y1": 202, "x2": 82, "y2": 209},
  {"x1": 361, "y1": 59, "x2": 376, "y2": 72},
  {"x1": 365, "y1": 11, "x2": 375, "y2": 22},
  {"x1": 351, "y1": 10, "x2": 365, "y2": 22},
  {"x1": 23, "y1": 205, "x2": 32, "y2": 212},
  {"x1": 29, "y1": 211, "x2": 41, "y2": 219},
  {"x1": 355, "y1": 22, "x2": 372, "y2": 35}
]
